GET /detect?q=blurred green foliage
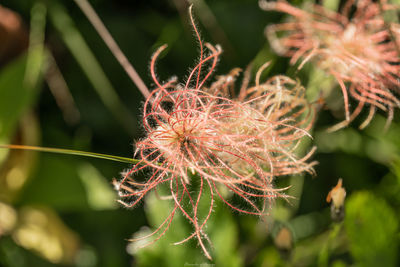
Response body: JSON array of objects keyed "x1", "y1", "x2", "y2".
[
  {"x1": 345, "y1": 191, "x2": 398, "y2": 267},
  {"x1": 0, "y1": 0, "x2": 399, "y2": 266},
  {"x1": 0, "y1": 53, "x2": 40, "y2": 142}
]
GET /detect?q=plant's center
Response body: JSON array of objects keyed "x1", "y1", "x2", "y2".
[
  {"x1": 152, "y1": 115, "x2": 199, "y2": 158},
  {"x1": 322, "y1": 23, "x2": 383, "y2": 75}
]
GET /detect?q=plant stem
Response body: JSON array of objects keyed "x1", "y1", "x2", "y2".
[
  {"x1": 0, "y1": 144, "x2": 138, "y2": 164},
  {"x1": 73, "y1": 0, "x2": 150, "y2": 99}
]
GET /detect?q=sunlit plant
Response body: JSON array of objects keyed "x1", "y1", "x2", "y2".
[
  {"x1": 113, "y1": 7, "x2": 316, "y2": 259},
  {"x1": 260, "y1": 0, "x2": 400, "y2": 131},
  {"x1": 1, "y1": 0, "x2": 316, "y2": 260}
]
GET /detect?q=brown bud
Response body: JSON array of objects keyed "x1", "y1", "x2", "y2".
[{"x1": 327, "y1": 178, "x2": 346, "y2": 222}]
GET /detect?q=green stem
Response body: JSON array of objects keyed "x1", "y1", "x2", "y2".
[
  {"x1": 317, "y1": 223, "x2": 343, "y2": 267},
  {"x1": 0, "y1": 144, "x2": 138, "y2": 164}
]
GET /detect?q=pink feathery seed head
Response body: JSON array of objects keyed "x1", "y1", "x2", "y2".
[
  {"x1": 261, "y1": 0, "x2": 400, "y2": 131},
  {"x1": 392, "y1": 23, "x2": 400, "y2": 47},
  {"x1": 112, "y1": 7, "x2": 231, "y2": 259},
  {"x1": 113, "y1": 7, "x2": 317, "y2": 260},
  {"x1": 226, "y1": 62, "x2": 317, "y2": 176},
  {"x1": 116, "y1": 84, "x2": 316, "y2": 259},
  {"x1": 116, "y1": 88, "x2": 284, "y2": 260}
]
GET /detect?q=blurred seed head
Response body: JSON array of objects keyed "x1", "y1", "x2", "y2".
[
  {"x1": 0, "y1": 5, "x2": 28, "y2": 66},
  {"x1": 273, "y1": 225, "x2": 294, "y2": 260},
  {"x1": 262, "y1": 0, "x2": 400, "y2": 131}
]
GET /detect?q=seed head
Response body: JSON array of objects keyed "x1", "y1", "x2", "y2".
[
  {"x1": 114, "y1": 7, "x2": 316, "y2": 260},
  {"x1": 262, "y1": 0, "x2": 400, "y2": 131}
]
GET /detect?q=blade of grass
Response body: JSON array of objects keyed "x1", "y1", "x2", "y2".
[
  {"x1": 0, "y1": 144, "x2": 138, "y2": 164},
  {"x1": 25, "y1": 2, "x2": 46, "y2": 88},
  {"x1": 45, "y1": 50, "x2": 81, "y2": 125},
  {"x1": 73, "y1": 0, "x2": 150, "y2": 99},
  {"x1": 47, "y1": 2, "x2": 137, "y2": 134}
]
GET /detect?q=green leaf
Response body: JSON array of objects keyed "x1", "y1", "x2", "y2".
[
  {"x1": 132, "y1": 185, "x2": 242, "y2": 267},
  {"x1": 0, "y1": 54, "x2": 39, "y2": 142},
  {"x1": 208, "y1": 202, "x2": 242, "y2": 267},
  {"x1": 78, "y1": 162, "x2": 117, "y2": 210},
  {"x1": 345, "y1": 191, "x2": 398, "y2": 267},
  {"x1": 25, "y1": 2, "x2": 46, "y2": 88},
  {"x1": 19, "y1": 154, "x2": 89, "y2": 211},
  {"x1": 0, "y1": 2, "x2": 46, "y2": 159},
  {"x1": 322, "y1": 0, "x2": 340, "y2": 11},
  {"x1": 131, "y1": 190, "x2": 198, "y2": 267}
]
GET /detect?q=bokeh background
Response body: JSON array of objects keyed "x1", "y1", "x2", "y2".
[{"x1": 0, "y1": 0, "x2": 399, "y2": 266}]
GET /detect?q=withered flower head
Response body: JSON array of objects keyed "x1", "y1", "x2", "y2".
[{"x1": 261, "y1": 0, "x2": 400, "y2": 131}]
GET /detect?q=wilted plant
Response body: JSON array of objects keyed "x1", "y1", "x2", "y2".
[{"x1": 260, "y1": 0, "x2": 400, "y2": 131}]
